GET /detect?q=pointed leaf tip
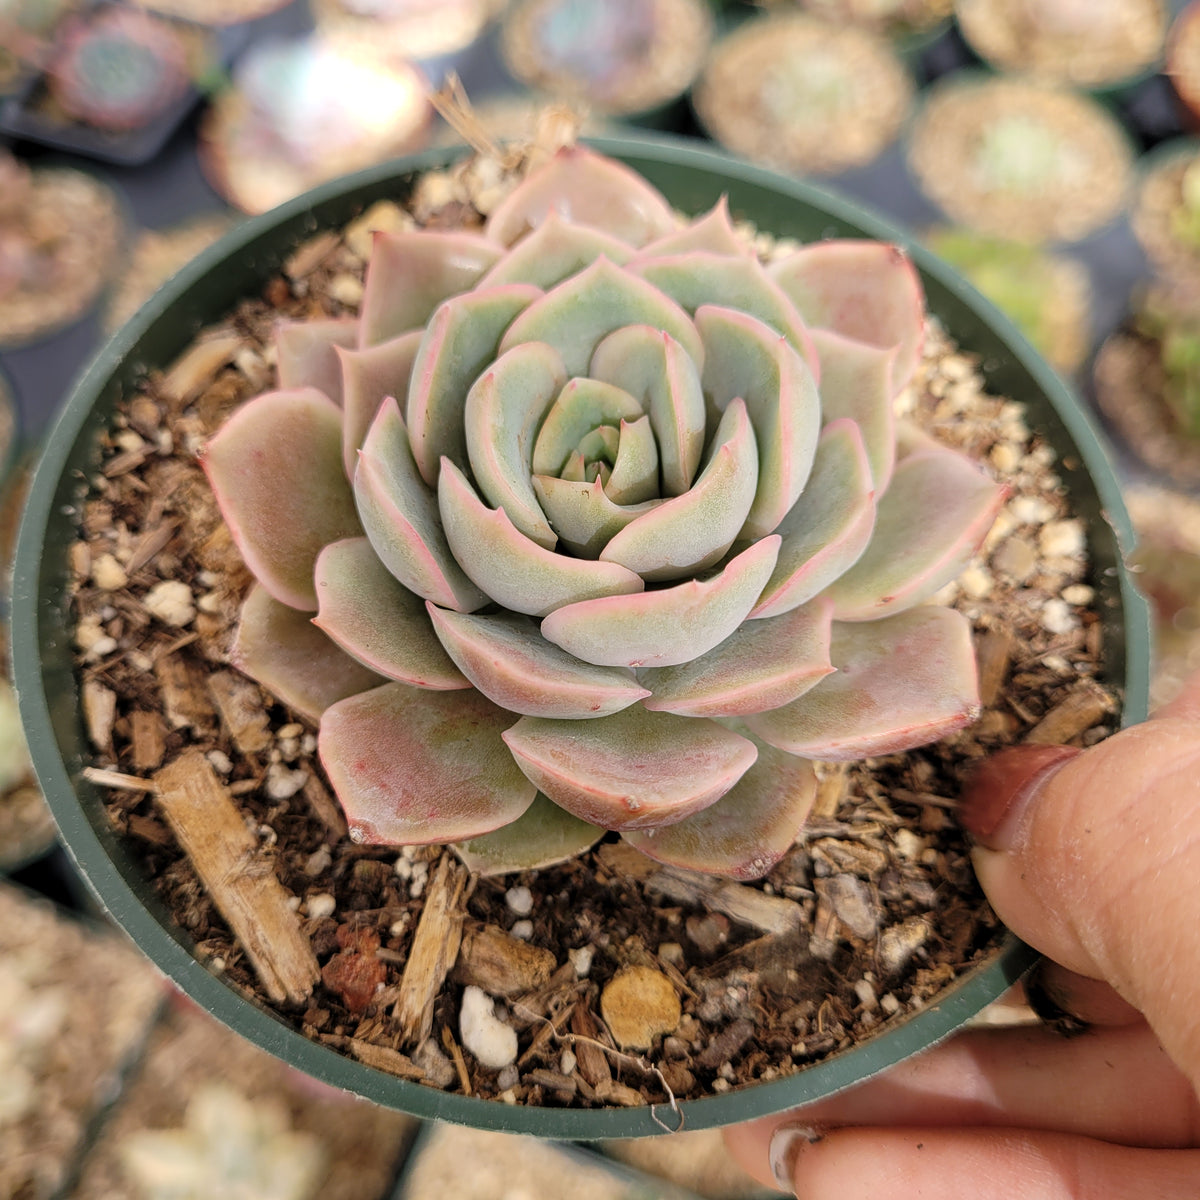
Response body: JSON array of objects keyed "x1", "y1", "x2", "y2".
[{"x1": 485, "y1": 144, "x2": 676, "y2": 248}]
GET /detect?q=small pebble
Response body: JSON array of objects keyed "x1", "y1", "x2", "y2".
[
  {"x1": 505, "y1": 885, "x2": 534, "y2": 916},
  {"x1": 459, "y1": 986, "x2": 518, "y2": 1069},
  {"x1": 599, "y1": 965, "x2": 682, "y2": 1050},
  {"x1": 958, "y1": 564, "x2": 993, "y2": 599},
  {"x1": 266, "y1": 762, "x2": 308, "y2": 801},
  {"x1": 90, "y1": 553, "x2": 127, "y2": 590},
  {"x1": 560, "y1": 1050, "x2": 577, "y2": 1076},
  {"x1": 568, "y1": 945, "x2": 594, "y2": 978},
  {"x1": 1039, "y1": 519, "x2": 1085, "y2": 558},
  {"x1": 143, "y1": 579, "x2": 195, "y2": 626},
  {"x1": 1040, "y1": 597, "x2": 1077, "y2": 635},
  {"x1": 303, "y1": 846, "x2": 332, "y2": 877},
  {"x1": 657, "y1": 941, "x2": 685, "y2": 968},
  {"x1": 206, "y1": 749, "x2": 232, "y2": 775}
]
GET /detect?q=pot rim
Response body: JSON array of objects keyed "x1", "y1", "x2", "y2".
[{"x1": 11, "y1": 131, "x2": 1149, "y2": 1138}]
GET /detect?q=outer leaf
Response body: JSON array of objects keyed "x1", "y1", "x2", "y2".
[
  {"x1": 478, "y1": 210, "x2": 634, "y2": 287},
  {"x1": 745, "y1": 607, "x2": 980, "y2": 760},
  {"x1": 600, "y1": 398, "x2": 759, "y2": 581},
  {"x1": 532, "y1": 474, "x2": 662, "y2": 558},
  {"x1": 358, "y1": 230, "x2": 502, "y2": 346},
  {"x1": 338, "y1": 330, "x2": 422, "y2": 479},
  {"x1": 826, "y1": 445, "x2": 1006, "y2": 620},
  {"x1": 770, "y1": 240, "x2": 924, "y2": 394},
  {"x1": 406, "y1": 283, "x2": 541, "y2": 485},
  {"x1": 632, "y1": 252, "x2": 819, "y2": 370},
  {"x1": 354, "y1": 398, "x2": 488, "y2": 612},
  {"x1": 640, "y1": 598, "x2": 833, "y2": 717},
  {"x1": 589, "y1": 325, "x2": 707, "y2": 496},
  {"x1": 485, "y1": 144, "x2": 676, "y2": 248},
  {"x1": 532, "y1": 376, "x2": 644, "y2": 476},
  {"x1": 541, "y1": 535, "x2": 781, "y2": 668},
  {"x1": 438, "y1": 458, "x2": 643, "y2": 618},
  {"x1": 313, "y1": 538, "x2": 469, "y2": 689},
  {"x1": 633, "y1": 196, "x2": 746, "y2": 259},
  {"x1": 454, "y1": 792, "x2": 605, "y2": 876},
  {"x1": 751, "y1": 418, "x2": 876, "y2": 619},
  {"x1": 320, "y1": 683, "x2": 537, "y2": 844},
  {"x1": 231, "y1": 584, "x2": 384, "y2": 723},
  {"x1": 464, "y1": 341, "x2": 566, "y2": 549},
  {"x1": 499, "y1": 257, "x2": 704, "y2": 376},
  {"x1": 427, "y1": 604, "x2": 650, "y2": 718},
  {"x1": 275, "y1": 317, "x2": 358, "y2": 405},
  {"x1": 203, "y1": 388, "x2": 361, "y2": 612},
  {"x1": 810, "y1": 328, "x2": 897, "y2": 491},
  {"x1": 623, "y1": 744, "x2": 818, "y2": 880},
  {"x1": 502, "y1": 707, "x2": 758, "y2": 831},
  {"x1": 695, "y1": 305, "x2": 820, "y2": 538}
]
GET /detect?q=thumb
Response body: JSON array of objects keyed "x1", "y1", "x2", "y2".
[{"x1": 961, "y1": 680, "x2": 1200, "y2": 1086}]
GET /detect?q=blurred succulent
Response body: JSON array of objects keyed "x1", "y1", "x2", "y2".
[
  {"x1": 1136, "y1": 283, "x2": 1200, "y2": 439},
  {"x1": 119, "y1": 1084, "x2": 325, "y2": 1200},
  {"x1": 924, "y1": 228, "x2": 1090, "y2": 373},
  {"x1": 48, "y1": 7, "x2": 189, "y2": 132},
  {"x1": 971, "y1": 115, "x2": 1078, "y2": 194},
  {"x1": 1169, "y1": 159, "x2": 1200, "y2": 253},
  {"x1": 0, "y1": 954, "x2": 67, "y2": 1127},
  {"x1": 204, "y1": 146, "x2": 1004, "y2": 880}
]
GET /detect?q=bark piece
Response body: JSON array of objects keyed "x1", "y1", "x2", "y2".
[
  {"x1": 1024, "y1": 677, "x2": 1116, "y2": 745},
  {"x1": 129, "y1": 709, "x2": 168, "y2": 771},
  {"x1": 347, "y1": 1039, "x2": 425, "y2": 1080},
  {"x1": 452, "y1": 923, "x2": 557, "y2": 998},
  {"x1": 154, "y1": 653, "x2": 216, "y2": 734},
  {"x1": 302, "y1": 774, "x2": 349, "y2": 840},
  {"x1": 975, "y1": 627, "x2": 1014, "y2": 708},
  {"x1": 154, "y1": 750, "x2": 319, "y2": 1005},
  {"x1": 570, "y1": 1004, "x2": 613, "y2": 1088},
  {"x1": 645, "y1": 867, "x2": 804, "y2": 935},
  {"x1": 394, "y1": 856, "x2": 467, "y2": 1045},
  {"x1": 161, "y1": 333, "x2": 243, "y2": 406},
  {"x1": 207, "y1": 668, "x2": 272, "y2": 754},
  {"x1": 810, "y1": 762, "x2": 848, "y2": 820}
]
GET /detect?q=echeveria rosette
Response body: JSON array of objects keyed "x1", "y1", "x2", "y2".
[{"x1": 203, "y1": 146, "x2": 1006, "y2": 882}]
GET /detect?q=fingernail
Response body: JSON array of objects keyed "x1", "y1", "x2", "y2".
[
  {"x1": 768, "y1": 1124, "x2": 823, "y2": 1194},
  {"x1": 959, "y1": 744, "x2": 1081, "y2": 850},
  {"x1": 1024, "y1": 960, "x2": 1090, "y2": 1037}
]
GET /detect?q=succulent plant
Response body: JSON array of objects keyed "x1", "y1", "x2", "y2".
[
  {"x1": 204, "y1": 146, "x2": 1005, "y2": 881},
  {"x1": 47, "y1": 7, "x2": 189, "y2": 132},
  {"x1": 119, "y1": 1084, "x2": 325, "y2": 1200}
]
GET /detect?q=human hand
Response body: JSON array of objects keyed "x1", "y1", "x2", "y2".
[{"x1": 724, "y1": 675, "x2": 1200, "y2": 1198}]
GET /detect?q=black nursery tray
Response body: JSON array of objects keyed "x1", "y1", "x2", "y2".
[{"x1": 0, "y1": 1, "x2": 250, "y2": 165}]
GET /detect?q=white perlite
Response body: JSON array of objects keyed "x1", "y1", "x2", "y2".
[
  {"x1": 459, "y1": 986, "x2": 518, "y2": 1069},
  {"x1": 505, "y1": 885, "x2": 534, "y2": 916},
  {"x1": 143, "y1": 580, "x2": 196, "y2": 626}
]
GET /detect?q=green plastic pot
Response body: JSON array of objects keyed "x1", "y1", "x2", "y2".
[{"x1": 12, "y1": 133, "x2": 1151, "y2": 1139}]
